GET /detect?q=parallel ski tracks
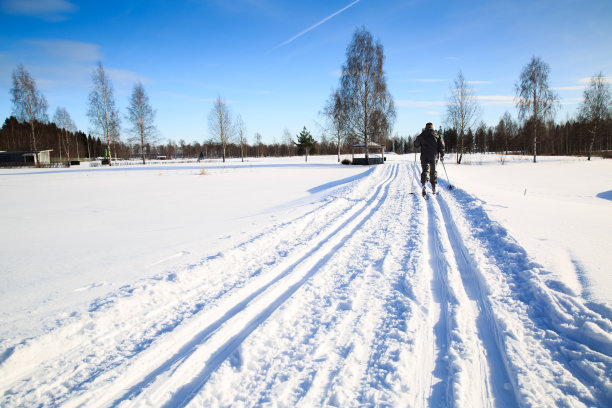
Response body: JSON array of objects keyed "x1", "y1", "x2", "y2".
[
  {"x1": 1, "y1": 163, "x2": 402, "y2": 407},
  {"x1": 192, "y1": 163, "x2": 423, "y2": 407},
  {"x1": 411, "y1": 161, "x2": 517, "y2": 408},
  {"x1": 2, "y1": 160, "x2": 611, "y2": 407},
  {"x1": 111, "y1": 163, "x2": 402, "y2": 407},
  {"x1": 412, "y1": 160, "x2": 611, "y2": 407}
]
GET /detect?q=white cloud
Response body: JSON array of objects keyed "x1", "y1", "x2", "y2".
[
  {"x1": 1, "y1": 0, "x2": 77, "y2": 21},
  {"x1": 578, "y1": 76, "x2": 612, "y2": 84},
  {"x1": 554, "y1": 76, "x2": 612, "y2": 92},
  {"x1": 105, "y1": 68, "x2": 154, "y2": 92},
  {"x1": 23, "y1": 39, "x2": 103, "y2": 62},
  {"x1": 5, "y1": 40, "x2": 150, "y2": 92},
  {"x1": 475, "y1": 95, "x2": 515, "y2": 106},
  {"x1": 560, "y1": 97, "x2": 584, "y2": 105},
  {"x1": 553, "y1": 86, "x2": 586, "y2": 91}
]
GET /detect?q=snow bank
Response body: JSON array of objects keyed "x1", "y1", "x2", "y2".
[{"x1": 444, "y1": 154, "x2": 612, "y2": 305}]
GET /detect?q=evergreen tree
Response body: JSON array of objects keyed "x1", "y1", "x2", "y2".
[{"x1": 295, "y1": 126, "x2": 316, "y2": 162}]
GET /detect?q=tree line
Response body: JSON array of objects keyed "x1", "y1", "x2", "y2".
[
  {"x1": 3, "y1": 112, "x2": 610, "y2": 164},
  {"x1": 438, "y1": 114, "x2": 612, "y2": 158},
  {"x1": 0, "y1": 115, "x2": 342, "y2": 162},
  {"x1": 4, "y1": 28, "x2": 611, "y2": 166},
  {"x1": 440, "y1": 59, "x2": 611, "y2": 163}
]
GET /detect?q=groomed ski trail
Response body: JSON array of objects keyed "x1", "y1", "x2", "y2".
[{"x1": 1, "y1": 160, "x2": 611, "y2": 407}]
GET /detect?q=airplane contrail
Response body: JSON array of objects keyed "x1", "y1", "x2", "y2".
[{"x1": 270, "y1": 0, "x2": 360, "y2": 52}]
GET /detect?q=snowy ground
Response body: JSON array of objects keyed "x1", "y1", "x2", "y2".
[
  {"x1": 0, "y1": 154, "x2": 611, "y2": 407},
  {"x1": 446, "y1": 154, "x2": 612, "y2": 304}
]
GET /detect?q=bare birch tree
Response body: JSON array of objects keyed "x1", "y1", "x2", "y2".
[
  {"x1": 10, "y1": 64, "x2": 48, "y2": 163},
  {"x1": 578, "y1": 72, "x2": 611, "y2": 160},
  {"x1": 235, "y1": 114, "x2": 247, "y2": 162},
  {"x1": 323, "y1": 87, "x2": 348, "y2": 162},
  {"x1": 254, "y1": 132, "x2": 263, "y2": 157},
  {"x1": 208, "y1": 96, "x2": 232, "y2": 162},
  {"x1": 445, "y1": 70, "x2": 480, "y2": 164},
  {"x1": 127, "y1": 81, "x2": 157, "y2": 164},
  {"x1": 515, "y1": 56, "x2": 559, "y2": 163},
  {"x1": 87, "y1": 62, "x2": 120, "y2": 164},
  {"x1": 340, "y1": 27, "x2": 395, "y2": 164},
  {"x1": 53, "y1": 107, "x2": 76, "y2": 162},
  {"x1": 283, "y1": 127, "x2": 294, "y2": 156}
]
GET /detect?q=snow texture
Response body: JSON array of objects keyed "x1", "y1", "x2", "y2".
[{"x1": 0, "y1": 155, "x2": 611, "y2": 407}]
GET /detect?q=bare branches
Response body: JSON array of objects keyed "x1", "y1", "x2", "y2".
[
  {"x1": 445, "y1": 70, "x2": 481, "y2": 164},
  {"x1": 339, "y1": 27, "x2": 395, "y2": 162},
  {"x1": 236, "y1": 114, "x2": 247, "y2": 162},
  {"x1": 515, "y1": 56, "x2": 559, "y2": 162},
  {"x1": 323, "y1": 88, "x2": 348, "y2": 162},
  {"x1": 208, "y1": 96, "x2": 232, "y2": 163},
  {"x1": 10, "y1": 64, "x2": 48, "y2": 158},
  {"x1": 578, "y1": 72, "x2": 612, "y2": 160},
  {"x1": 53, "y1": 107, "x2": 76, "y2": 161},
  {"x1": 87, "y1": 62, "x2": 120, "y2": 164},
  {"x1": 127, "y1": 82, "x2": 157, "y2": 164}
]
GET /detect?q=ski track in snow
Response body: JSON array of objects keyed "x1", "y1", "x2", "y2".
[{"x1": 1, "y1": 160, "x2": 611, "y2": 407}]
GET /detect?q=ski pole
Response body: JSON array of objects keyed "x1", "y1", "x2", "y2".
[{"x1": 440, "y1": 158, "x2": 454, "y2": 190}]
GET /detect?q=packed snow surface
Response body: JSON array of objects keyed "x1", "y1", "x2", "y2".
[{"x1": 1, "y1": 154, "x2": 611, "y2": 407}]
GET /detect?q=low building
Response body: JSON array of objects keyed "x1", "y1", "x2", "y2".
[
  {"x1": 0, "y1": 150, "x2": 53, "y2": 166},
  {"x1": 351, "y1": 142, "x2": 385, "y2": 165}
]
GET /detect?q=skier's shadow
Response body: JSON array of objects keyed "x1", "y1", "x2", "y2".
[{"x1": 596, "y1": 190, "x2": 612, "y2": 201}]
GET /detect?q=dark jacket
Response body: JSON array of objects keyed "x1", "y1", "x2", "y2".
[{"x1": 414, "y1": 128, "x2": 445, "y2": 161}]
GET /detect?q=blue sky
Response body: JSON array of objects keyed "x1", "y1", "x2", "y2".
[{"x1": 1, "y1": 0, "x2": 611, "y2": 145}]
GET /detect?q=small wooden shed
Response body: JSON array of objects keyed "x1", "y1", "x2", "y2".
[
  {"x1": 0, "y1": 150, "x2": 52, "y2": 166},
  {"x1": 351, "y1": 141, "x2": 385, "y2": 165}
]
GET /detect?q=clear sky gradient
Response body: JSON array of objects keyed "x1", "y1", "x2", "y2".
[{"x1": 1, "y1": 0, "x2": 611, "y2": 145}]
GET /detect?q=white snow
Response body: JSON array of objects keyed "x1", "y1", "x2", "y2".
[
  {"x1": 0, "y1": 154, "x2": 611, "y2": 407},
  {"x1": 444, "y1": 154, "x2": 612, "y2": 303}
]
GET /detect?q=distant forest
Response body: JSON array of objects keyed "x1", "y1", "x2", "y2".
[{"x1": 1, "y1": 114, "x2": 611, "y2": 163}]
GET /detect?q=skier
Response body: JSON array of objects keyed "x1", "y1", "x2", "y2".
[{"x1": 414, "y1": 122, "x2": 445, "y2": 196}]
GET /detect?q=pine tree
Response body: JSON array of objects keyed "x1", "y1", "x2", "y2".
[{"x1": 295, "y1": 126, "x2": 316, "y2": 162}]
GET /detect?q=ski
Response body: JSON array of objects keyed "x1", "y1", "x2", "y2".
[
  {"x1": 422, "y1": 188, "x2": 438, "y2": 198},
  {"x1": 421, "y1": 188, "x2": 440, "y2": 199}
]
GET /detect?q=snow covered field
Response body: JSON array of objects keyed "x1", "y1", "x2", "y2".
[{"x1": 1, "y1": 154, "x2": 611, "y2": 407}]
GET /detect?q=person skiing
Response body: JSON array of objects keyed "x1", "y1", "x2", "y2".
[{"x1": 414, "y1": 122, "x2": 445, "y2": 196}]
